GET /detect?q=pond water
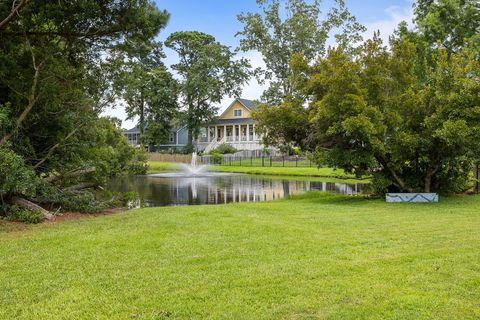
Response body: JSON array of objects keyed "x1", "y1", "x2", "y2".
[{"x1": 108, "y1": 173, "x2": 368, "y2": 207}]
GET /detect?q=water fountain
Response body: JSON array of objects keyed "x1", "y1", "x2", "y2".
[
  {"x1": 149, "y1": 152, "x2": 238, "y2": 178},
  {"x1": 177, "y1": 152, "x2": 208, "y2": 175}
]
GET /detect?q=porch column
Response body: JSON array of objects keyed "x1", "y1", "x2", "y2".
[
  {"x1": 207, "y1": 126, "x2": 210, "y2": 142},
  {"x1": 253, "y1": 124, "x2": 256, "y2": 141},
  {"x1": 246, "y1": 124, "x2": 250, "y2": 141},
  {"x1": 224, "y1": 125, "x2": 227, "y2": 140},
  {"x1": 214, "y1": 126, "x2": 217, "y2": 141}
]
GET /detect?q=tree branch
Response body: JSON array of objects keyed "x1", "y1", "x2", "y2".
[
  {"x1": 0, "y1": 0, "x2": 30, "y2": 32},
  {"x1": 0, "y1": 36, "x2": 42, "y2": 146},
  {"x1": 375, "y1": 153, "x2": 412, "y2": 192},
  {"x1": 11, "y1": 196, "x2": 54, "y2": 221},
  {"x1": 33, "y1": 127, "x2": 79, "y2": 170},
  {"x1": 44, "y1": 167, "x2": 96, "y2": 183}
]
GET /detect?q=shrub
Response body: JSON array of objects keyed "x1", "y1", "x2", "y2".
[
  {"x1": 0, "y1": 147, "x2": 37, "y2": 197},
  {"x1": 4, "y1": 205, "x2": 43, "y2": 224},
  {"x1": 182, "y1": 144, "x2": 194, "y2": 154},
  {"x1": 210, "y1": 143, "x2": 237, "y2": 155},
  {"x1": 210, "y1": 151, "x2": 223, "y2": 164}
]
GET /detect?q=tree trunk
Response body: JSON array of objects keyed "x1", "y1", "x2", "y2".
[
  {"x1": 187, "y1": 128, "x2": 193, "y2": 146},
  {"x1": 140, "y1": 88, "x2": 145, "y2": 135},
  {"x1": 375, "y1": 154, "x2": 412, "y2": 192},
  {"x1": 423, "y1": 166, "x2": 439, "y2": 193},
  {"x1": 424, "y1": 175, "x2": 432, "y2": 193},
  {"x1": 11, "y1": 196, "x2": 54, "y2": 221}
]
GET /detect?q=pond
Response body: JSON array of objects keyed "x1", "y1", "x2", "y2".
[{"x1": 108, "y1": 173, "x2": 368, "y2": 207}]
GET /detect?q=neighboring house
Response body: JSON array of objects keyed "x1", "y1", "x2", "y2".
[
  {"x1": 122, "y1": 124, "x2": 188, "y2": 150},
  {"x1": 122, "y1": 98, "x2": 266, "y2": 152},
  {"x1": 197, "y1": 98, "x2": 264, "y2": 152},
  {"x1": 123, "y1": 126, "x2": 141, "y2": 146},
  {"x1": 159, "y1": 123, "x2": 189, "y2": 150}
]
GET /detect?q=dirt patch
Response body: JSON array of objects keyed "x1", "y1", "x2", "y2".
[
  {"x1": 48, "y1": 207, "x2": 128, "y2": 223},
  {"x1": 1, "y1": 207, "x2": 129, "y2": 232}
]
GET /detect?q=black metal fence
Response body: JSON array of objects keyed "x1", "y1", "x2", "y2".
[{"x1": 201, "y1": 154, "x2": 314, "y2": 167}]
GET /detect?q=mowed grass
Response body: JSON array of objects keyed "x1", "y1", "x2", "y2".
[
  {"x1": 147, "y1": 160, "x2": 365, "y2": 180},
  {"x1": 209, "y1": 164, "x2": 360, "y2": 179},
  {"x1": 147, "y1": 161, "x2": 180, "y2": 173},
  {"x1": 1, "y1": 193, "x2": 480, "y2": 319}
]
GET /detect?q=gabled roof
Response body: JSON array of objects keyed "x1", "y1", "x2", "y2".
[
  {"x1": 237, "y1": 98, "x2": 255, "y2": 110},
  {"x1": 219, "y1": 97, "x2": 258, "y2": 119},
  {"x1": 123, "y1": 126, "x2": 140, "y2": 133}
]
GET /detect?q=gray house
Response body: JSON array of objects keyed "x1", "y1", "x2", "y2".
[
  {"x1": 122, "y1": 124, "x2": 188, "y2": 151},
  {"x1": 122, "y1": 98, "x2": 266, "y2": 152}
]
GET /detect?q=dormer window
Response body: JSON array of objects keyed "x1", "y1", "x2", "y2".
[{"x1": 234, "y1": 109, "x2": 242, "y2": 117}]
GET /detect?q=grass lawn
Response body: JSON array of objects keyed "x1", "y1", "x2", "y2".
[
  {"x1": 1, "y1": 192, "x2": 480, "y2": 319},
  {"x1": 147, "y1": 161, "x2": 180, "y2": 173},
  {"x1": 209, "y1": 165, "x2": 360, "y2": 180}
]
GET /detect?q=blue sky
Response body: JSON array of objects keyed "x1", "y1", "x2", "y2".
[{"x1": 106, "y1": 0, "x2": 415, "y2": 128}]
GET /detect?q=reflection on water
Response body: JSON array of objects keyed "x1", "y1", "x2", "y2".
[{"x1": 109, "y1": 175, "x2": 367, "y2": 207}]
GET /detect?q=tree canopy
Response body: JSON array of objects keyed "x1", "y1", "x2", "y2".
[
  {"x1": 111, "y1": 40, "x2": 178, "y2": 147},
  {"x1": 0, "y1": 0, "x2": 168, "y2": 220},
  {"x1": 254, "y1": 15, "x2": 480, "y2": 194},
  {"x1": 165, "y1": 31, "x2": 251, "y2": 145},
  {"x1": 237, "y1": 0, "x2": 365, "y2": 104}
]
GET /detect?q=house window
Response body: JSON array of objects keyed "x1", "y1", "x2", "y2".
[
  {"x1": 234, "y1": 109, "x2": 242, "y2": 117},
  {"x1": 169, "y1": 132, "x2": 175, "y2": 143}
]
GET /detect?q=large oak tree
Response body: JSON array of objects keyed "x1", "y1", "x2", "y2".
[{"x1": 165, "y1": 31, "x2": 251, "y2": 146}]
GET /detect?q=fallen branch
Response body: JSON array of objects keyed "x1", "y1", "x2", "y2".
[
  {"x1": 62, "y1": 182, "x2": 97, "y2": 192},
  {"x1": 44, "y1": 167, "x2": 96, "y2": 183},
  {"x1": 11, "y1": 196, "x2": 54, "y2": 220}
]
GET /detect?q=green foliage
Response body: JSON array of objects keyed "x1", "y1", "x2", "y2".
[
  {"x1": 165, "y1": 31, "x2": 251, "y2": 143},
  {"x1": 210, "y1": 143, "x2": 238, "y2": 155},
  {"x1": 0, "y1": 147, "x2": 37, "y2": 197},
  {"x1": 0, "y1": 0, "x2": 165, "y2": 214},
  {"x1": 237, "y1": 0, "x2": 365, "y2": 104},
  {"x1": 3, "y1": 205, "x2": 43, "y2": 224},
  {"x1": 253, "y1": 100, "x2": 309, "y2": 150},
  {"x1": 257, "y1": 31, "x2": 480, "y2": 193},
  {"x1": 209, "y1": 152, "x2": 223, "y2": 164},
  {"x1": 414, "y1": 0, "x2": 480, "y2": 53},
  {"x1": 111, "y1": 41, "x2": 179, "y2": 144}
]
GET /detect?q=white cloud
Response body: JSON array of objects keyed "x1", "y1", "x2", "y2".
[
  {"x1": 362, "y1": 4, "x2": 414, "y2": 44},
  {"x1": 103, "y1": 3, "x2": 415, "y2": 129}
]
